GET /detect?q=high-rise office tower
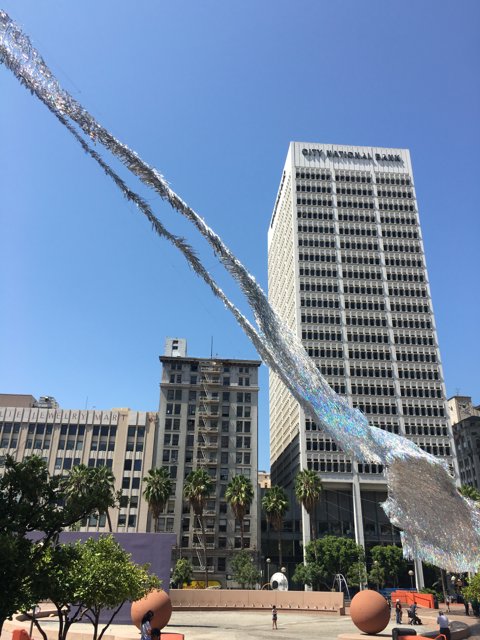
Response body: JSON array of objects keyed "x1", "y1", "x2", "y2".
[
  {"x1": 157, "y1": 340, "x2": 261, "y2": 585},
  {"x1": 268, "y1": 143, "x2": 456, "y2": 584}
]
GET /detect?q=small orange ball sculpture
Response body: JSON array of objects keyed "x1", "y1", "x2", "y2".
[
  {"x1": 131, "y1": 589, "x2": 173, "y2": 631},
  {"x1": 350, "y1": 589, "x2": 390, "y2": 635}
]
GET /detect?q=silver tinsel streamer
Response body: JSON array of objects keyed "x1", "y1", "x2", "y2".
[{"x1": 1, "y1": 11, "x2": 478, "y2": 571}]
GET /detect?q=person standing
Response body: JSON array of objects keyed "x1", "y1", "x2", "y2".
[
  {"x1": 271, "y1": 605, "x2": 278, "y2": 630},
  {"x1": 445, "y1": 595, "x2": 451, "y2": 613},
  {"x1": 395, "y1": 599, "x2": 402, "y2": 624},
  {"x1": 437, "y1": 610, "x2": 451, "y2": 640},
  {"x1": 141, "y1": 610, "x2": 154, "y2": 640}
]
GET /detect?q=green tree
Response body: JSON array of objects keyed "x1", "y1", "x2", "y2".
[
  {"x1": 26, "y1": 536, "x2": 160, "y2": 640},
  {"x1": 292, "y1": 562, "x2": 329, "y2": 591},
  {"x1": 225, "y1": 475, "x2": 254, "y2": 549},
  {"x1": 143, "y1": 467, "x2": 173, "y2": 532},
  {"x1": 62, "y1": 464, "x2": 122, "y2": 532},
  {"x1": 294, "y1": 536, "x2": 366, "y2": 589},
  {"x1": 348, "y1": 561, "x2": 368, "y2": 588},
  {"x1": 183, "y1": 468, "x2": 214, "y2": 587},
  {"x1": 230, "y1": 550, "x2": 261, "y2": 589},
  {"x1": 370, "y1": 545, "x2": 406, "y2": 587},
  {"x1": 368, "y1": 562, "x2": 386, "y2": 590},
  {"x1": 294, "y1": 469, "x2": 323, "y2": 542},
  {"x1": 459, "y1": 485, "x2": 480, "y2": 502},
  {"x1": 262, "y1": 485, "x2": 289, "y2": 567},
  {"x1": 0, "y1": 455, "x2": 105, "y2": 635},
  {"x1": 171, "y1": 558, "x2": 193, "y2": 589}
]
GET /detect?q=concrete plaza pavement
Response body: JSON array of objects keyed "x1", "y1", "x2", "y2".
[{"x1": 8, "y1": 605, "x2": 480, "y2": 640}]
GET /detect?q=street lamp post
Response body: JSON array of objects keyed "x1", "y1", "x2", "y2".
[
  {"x1": 266, "y1": 558, "x2": 271, "y2": 587},
  {"x1": 408, "y1": 570, "x2": 415, "y2": 590}
]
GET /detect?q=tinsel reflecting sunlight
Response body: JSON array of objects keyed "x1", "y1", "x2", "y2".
[{"x1": 1, "y1": 10, "x2": 478, "y2": 571}]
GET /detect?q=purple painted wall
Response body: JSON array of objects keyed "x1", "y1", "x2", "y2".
[{"x1": 30, "y1": 532, "x2": 176, "y2": 624}]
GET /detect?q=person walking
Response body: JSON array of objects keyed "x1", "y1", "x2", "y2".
[
  {"x1": 271, "y1": 605, "x2": 278, "y2": 630},
  {"x1": 445, "y1": 594, "x2": 451, "y2": 613},
  {"x1": 437, "y1": 610, "x2": 451, "y2": 640},
  {"x1": 395, "y1": 599, "x2": 403, "y2": 624}
]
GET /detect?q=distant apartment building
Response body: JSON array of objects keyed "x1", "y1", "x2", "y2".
[
  {"x1": 449, "y1": 395, "x2": 480, "y2": 490},
  {"x1": 0, "y1": 393, "x2": 156, "y2": 531},
  {"x1": 157, "y1": 340, "x2": 261, "y2": 584}
]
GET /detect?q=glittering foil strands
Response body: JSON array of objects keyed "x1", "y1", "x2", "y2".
[{"x1": 1, "y1": 10, "x2": 479, "y2": 571}]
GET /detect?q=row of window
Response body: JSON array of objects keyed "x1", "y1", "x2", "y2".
[
  {"x1": 339, "y1": 214, "x2": 378, "y2": 226},
  {"x1": 336, "y1": 173, "x2": 372, "y2": 184},
  {"x1": 336, "y1": 187, "x2": 374, "y2": 196},
  {"x1": 298, "y1": 238, "x2": 336, "y2": 247},
  {"x1": 404, "y1": 424, "x2": 448, "y2": 437},
  {"x1": 384, "y1": 242, "x2": 421, "y2": 253},
  {"x1": 299, "y1": 267, "x2": 338, "y2": 277},
  {"x1": 394, "y1": 335, "x2": 435, "y2": 346},
  {"x1": 387, "y1": 272, "x2": 425, "y2": 282},
  {"x1": 400, "y1": 387, "x2": 443, "y2": 398},
  {"x1": 378, "y1": 202, "x2": 415, "y2": 212},
  {"x1": 347, "y1": 332, "x2": 389, "y2": 344},
  {"x1": 296, "y1": 185, "x2": 332, "y2": 193},
  {"x1": 300, "y1": 283, "x2": 339, "y2": 293},
  {"x1": 337, "y1": 199, "x2": 375, "y2": 210},
  {"x1": 296, "y1": 171, "x2": 331, "y2": 181},
  {"x1": 298, "y1": 252, "x2": 337, "y2": 262},
  {"x1": 351, "y1": 384, "x2": 395, "y2": 396},
  {"x1": 297, "y1": 209, "x2": 334, "y2": 220},
  {"x1": 391, "y1": 302, "x2": 430, "y2": 313},
  {"x1": 380, "y1": 215, "x2": 417, "y2": 225},
  {"x1": 297, "y1": 198, "x2": 333, "y2": 207},
  {"x1": 302, "y1": 330, "x2": 342, "y2": 341},
  {"x1": 403, "y1": 405, "x2": 445, "y2": 417},
  {"x1": 298, "y1": 224, "x2": 335, "y2": 233},
  {"x1": 398, "y1": 368, "x2": 440, "y2": 380},
  {"x1": 300, "y1": 298, "x2": 340, "y2": 308},
  {"x1": 354, "y1": 401, "x2": 397, "y2": 415}
]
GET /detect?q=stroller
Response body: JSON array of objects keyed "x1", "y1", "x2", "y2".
[{"x1": 407, "y1": 604, "x2": 422, "y2": 625}]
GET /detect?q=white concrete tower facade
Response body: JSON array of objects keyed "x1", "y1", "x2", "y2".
[{"x1": 268, "y1": 143, "x2": 456, "y2": 585}]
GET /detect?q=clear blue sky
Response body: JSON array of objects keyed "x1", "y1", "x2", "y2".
[{"x1": 1, "y1": 1, "x2": 479, "y2": 471}]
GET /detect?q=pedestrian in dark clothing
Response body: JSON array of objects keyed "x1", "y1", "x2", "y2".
[
  {"x1": 272, "y1": 605, "x2": 278, "y2": 630},
  {"x1": 141, "y1": 610, "x2": 154, "y2": 640},
  {"x1": 395, "y1": 599, "x2": 402, "y2": 624}
]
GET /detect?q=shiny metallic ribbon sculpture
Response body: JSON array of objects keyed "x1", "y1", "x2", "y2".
[{"x1": 1, "y1": 10, "x2": 478, "y2": 571}]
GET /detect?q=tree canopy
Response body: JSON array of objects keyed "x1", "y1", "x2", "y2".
[
  {"x1": 230, "y1": 550, "x2": 261, "y2": 589},
  {"x1": 294, "y1": 469, "x2": 323, "y2": 541},
  {"x1": 0, "y1": 455, "x2": 123, "y2": 634},
  {"x1": 293, "y1": 535, "x2": 365, "y2": 590},
  {"x1": 225, "y1": 475, "x2": 254, "y2": 548},
  {"x1": 370, "y1": 545, "x2": 406, "y2": 587},
  {"x1": 183, "y1": 468, "x2": 213, "y2": 587},
  {"x1": 27, "y1": 536, "x2": 160, "y2": 640},
  {"x1": 142, "y1": 467, "x2": 172, "y2": 532},
  {"x1": 262, "y1": 485, "x2": 289, "y2": 566}
]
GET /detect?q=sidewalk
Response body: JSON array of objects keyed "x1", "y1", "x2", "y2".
[{"x1": 5, "y1": 605, "x2": 479, "y2": 640}]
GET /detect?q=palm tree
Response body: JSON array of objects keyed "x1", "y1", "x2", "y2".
[
  {"x1": 142, "y1": 467, "x2": 172, "y2": 532},
  {"x1": 294, "y1": 468, "x2": 323, "y2": 542},
  {"x1": 262, "y1": 485, "x2": 289, "y2": 567},
  {"x1": 225, "y1": 475, "x2": 254, "y2": 549},
  {"x1": 459, "y1": 484, "x2": 480, "y2": 502},
  {"x1": 90, "y1": 464, "x2": 120, "y2": 532},
  {"x1": 63, "y1": 464, "x2": 120, "y2": 532},
  {"x1": 183, "y1": 467, "x2": 213, "y2": 587}
]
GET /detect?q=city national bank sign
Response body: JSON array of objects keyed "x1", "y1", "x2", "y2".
[{"x1": 302, "y1": 147, "x2": 402, "y2": 163}]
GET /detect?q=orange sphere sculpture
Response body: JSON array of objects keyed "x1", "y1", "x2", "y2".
[
  {"x1": 350, "y1": 589, "x2": 390, "y2": 635},
  {"x1": 131, "y1": 590, "x2": 172, "y2": 631}
]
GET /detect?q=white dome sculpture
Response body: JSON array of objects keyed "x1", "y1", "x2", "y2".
[{"x1": 270, "y1": 571, "x2": 288, "y2": 591}]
